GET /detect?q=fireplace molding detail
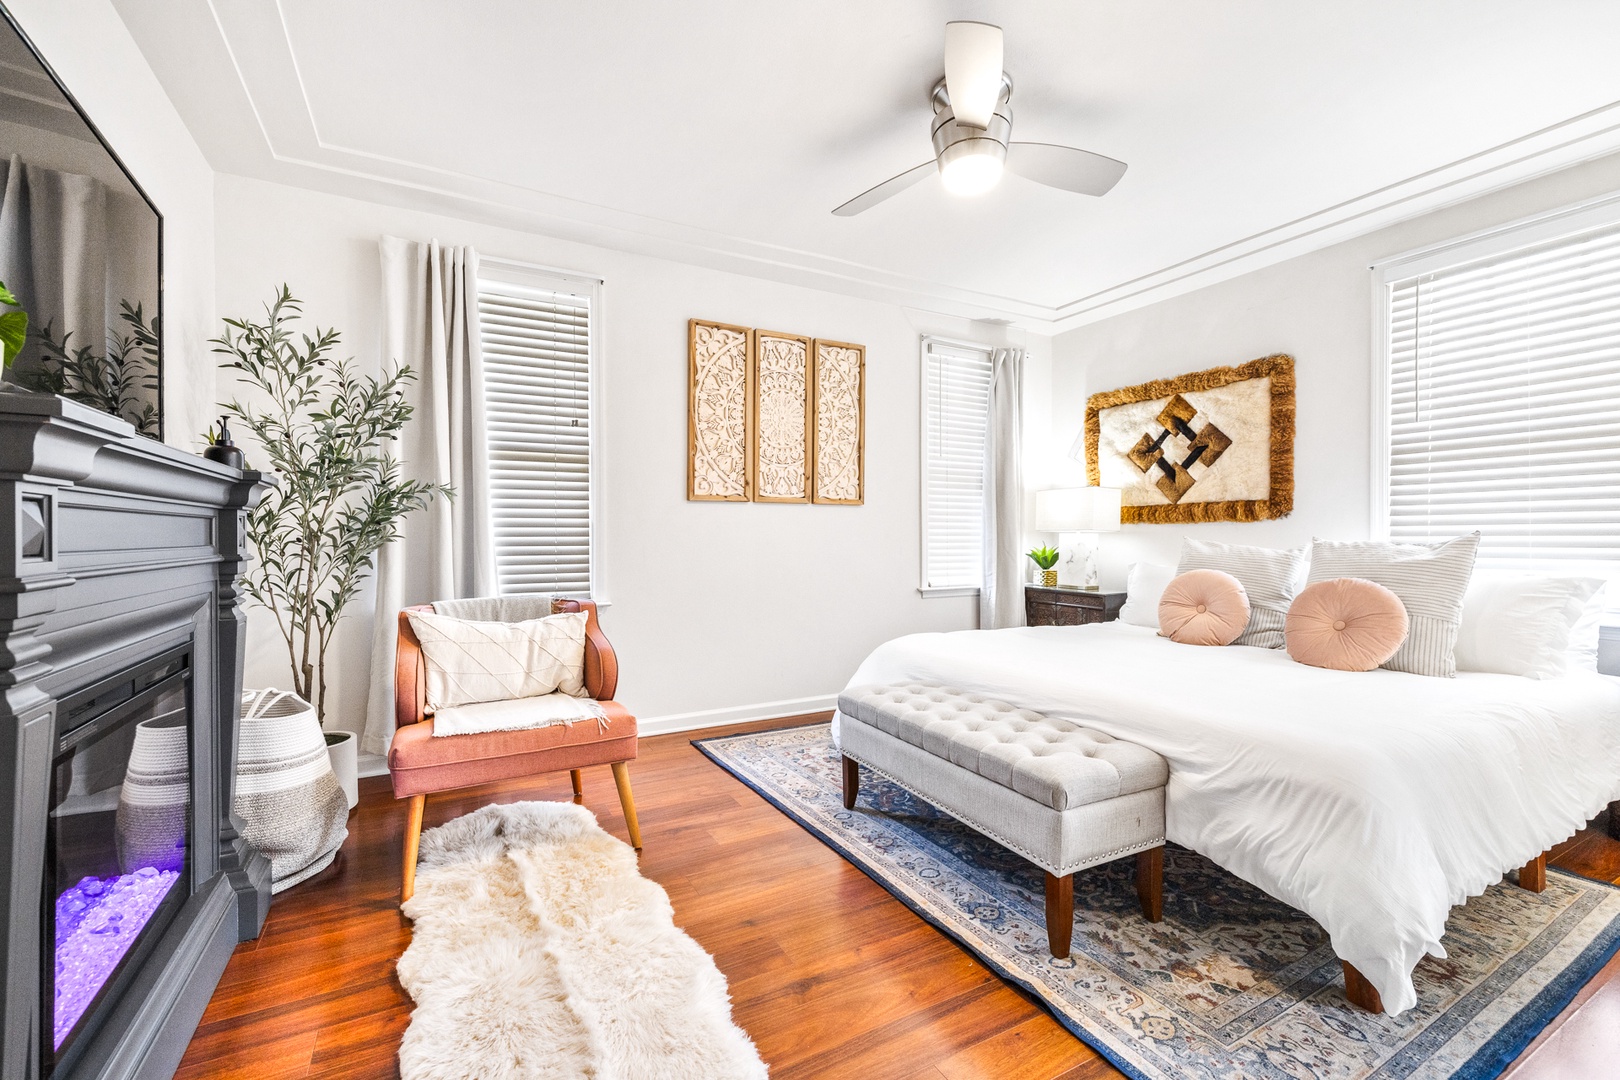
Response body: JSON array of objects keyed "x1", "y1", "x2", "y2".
[{"x1": 0, "y1": 393, "x2": 271, "y2": 1080}]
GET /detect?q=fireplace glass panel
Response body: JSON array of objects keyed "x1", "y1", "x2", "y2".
[{"x1": 47, "y1": 657, "x2": 190, "y2": 1066}]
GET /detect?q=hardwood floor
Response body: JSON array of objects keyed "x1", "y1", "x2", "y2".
[{"x1": 177, "y1": 714, "x2": 1620, "y2": 1079}]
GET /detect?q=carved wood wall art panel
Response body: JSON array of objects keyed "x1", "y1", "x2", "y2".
[
  {"x1": 688, "y1": 320, "x2": 753, "y2": 501},
  {"x1": 751, "y1": 331, "x2": 812, "y2": 502},
  {"x1": 811, "y1": 340, "x2": 865, "y2": 505}
]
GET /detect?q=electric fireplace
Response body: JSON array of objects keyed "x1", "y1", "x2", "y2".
[{"x1": 0, "y1": 392, "x2": 271, "y2": 1080}]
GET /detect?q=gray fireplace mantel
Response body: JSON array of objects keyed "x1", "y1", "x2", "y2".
[{"x1": 0, "y1": 391, "x2": 272, "y2": 1080}]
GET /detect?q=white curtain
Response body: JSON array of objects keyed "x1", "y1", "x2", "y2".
[
  {"x1": 980, "y1": 347, "x2": 1025, "y2": 629},
  {"x1": 361, "y1": 236, "x2": 495, "y2": 754}
]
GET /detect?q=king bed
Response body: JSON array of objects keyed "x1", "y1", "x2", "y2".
[{"x1": 832, "y1": 620, "x2": 1620, "y2": 1016}]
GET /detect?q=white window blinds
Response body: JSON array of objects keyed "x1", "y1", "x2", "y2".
[
  {"x1": 921, "y1": 339, "x2": 993, "y2": 590},
  {"x1": 477, "y1": 274, "x2": 593, "y2": 595},
  {"x1": 1385, "y1": 221, "x2": 1620, "y2": 570}
]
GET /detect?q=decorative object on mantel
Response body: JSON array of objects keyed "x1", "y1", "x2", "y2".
[
  {"x1": 202, "y1": 414, "x2": 246, "y2": 469},
  {"x1": 688, "y1": 319, "x2": 754, "y2": 501},
  {"x1": 751, "y1": 329, "x2": 812, "y2": 502},
  {"x1": 811, "y1": 338, "x2": 865, "y2": 504},
  {"x1": 1026, "y1": 545, "x2": 1060, "y2": 588},
  {"x1": 215, "y1": 286, "x2": 452, "y2": 725},
  {"x1": 1085, "y1": 354, "x2": 1294, "y2": 524},
  {"x1": 1035, "y1": 486, "x2": 1121, "y2": 588},
  {"x1": 235, "y1": 689, "x2": 349, "y2": 891}
]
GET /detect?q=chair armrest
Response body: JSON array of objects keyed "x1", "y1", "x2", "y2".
[
  {"x1": 395, "y1": 606, "x2": 432, "y2": 729},
  {"x1": 552, "y1": 599, "x2": 619, "y2": 701}
]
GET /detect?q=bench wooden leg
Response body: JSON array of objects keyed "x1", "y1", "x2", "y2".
[
  {"x1": 842, "y1": 755, "x2": 859, "y2": 810},
  {"x1": 1609, "y1": 800, "x2": 1620, "y2": 842},
  {"x1": 569, "y1": 769, "x2": 584, "y2": 805},
  {"x1": 1519, "y1": 851, "x2": 1547, "y2": 893},
  {"x1": 1342, "y1": 960, "x2": 1384, "y2": 1013},
  {"x1": 1136, "y1": 846, "x2": 1164, "y2": 922},
  {"x1": 1045, "y1": 871, "x2": 1074, "y2": 959},
  {"x1": 610, "y1": 761, "x2": 643, "y2": 852},
  {"x1": 401, "y1": 793, "x2": 426, "y2": 903}
]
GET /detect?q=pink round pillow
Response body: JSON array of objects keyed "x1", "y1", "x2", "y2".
[
  {"x1": 1159, "y1": 569, "x2": 1251, "y2": 646},
  {"x1": 1285, "y1": 577, "x2": 1409, "y2": 671}
]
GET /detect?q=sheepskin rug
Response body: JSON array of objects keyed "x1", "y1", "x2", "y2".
[{"x1": 397, "y1": 801, "x2": 767, "y2": 1080}]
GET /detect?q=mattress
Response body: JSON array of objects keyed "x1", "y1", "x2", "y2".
[{"x1": 833, "y1": 621, "x2": 1620, "y2": 1014}]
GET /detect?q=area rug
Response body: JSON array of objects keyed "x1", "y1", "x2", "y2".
[
  {"x1": 397, "y1": 801, "x2": 767, "y2": 1080},
  {"x1": 695, "y1": 723, "x2": 1620, "y2": 1080}
]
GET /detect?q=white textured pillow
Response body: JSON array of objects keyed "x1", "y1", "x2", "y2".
[
  {"x1": 1568, "y1": 582, "x2": 1609, "y2": 671},
  {"x1": 1176, "y1": 539, "x2": 1306, "y2": 649},
  {"x1": 1306, "y1": 533, "x2": 1479, "y2": 677},
  {"x1": 407, "y1": 609, "x2": 588, "y2": 711},
  {"x1": 1454, "y1": 574, "x2": 1603, "y2": 678},
  {"x1": 1119, "y1": 562, "x2": 1178, "y2": 628}
]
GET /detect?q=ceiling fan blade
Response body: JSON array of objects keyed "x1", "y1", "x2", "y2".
[
  {"x1": 944, "y1": 21, "x2": 1002, "y2": 129},
  {"x1": 831, "y1": 161, "x2": 936, "y2": 217},
  {"x1": 1007, "y1": 142, "x2": 1128, "y2": 197}
]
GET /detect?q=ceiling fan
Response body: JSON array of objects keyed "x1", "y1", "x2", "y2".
[{"x1": 832, "y1": 21, "x2": 1127, "y2": 216}]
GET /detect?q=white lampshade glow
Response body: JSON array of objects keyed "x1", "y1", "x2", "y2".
[
  {"x1": 939, "y1": 149, "x2": 1004, "y2": 196},
  {"x1": 1034, "y1": 487, "x2": 1121, "y2": 533}
]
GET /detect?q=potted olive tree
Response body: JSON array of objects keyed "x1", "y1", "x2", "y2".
[{"x1": 215, "y1": 286, "x2": 450, "y2": 803}]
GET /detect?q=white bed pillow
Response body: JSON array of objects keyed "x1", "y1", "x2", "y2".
[
  {"x1": 1176, "y1": 539, "x2": 1305, "y2": 649},
  {"x1": 1566, "y1": 581, "x2": 1609, "y2": 671},
  {"x1": 1453, "y1": 574, "x2": 1603, "y2": 678},
  {"x1": 407, "y1": 609, "x2": 589, "y2": 711},
  {"x1": 1306, "y1": 533, "x2": 1479, "y2": 678},
  {"x1": 1119, "y1": 562, "x2": 1178, "y2": 628}
]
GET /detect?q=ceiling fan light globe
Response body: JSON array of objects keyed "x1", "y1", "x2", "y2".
[{"x1": 940, "y1": 153, "x2": 1003, "y2": 197}]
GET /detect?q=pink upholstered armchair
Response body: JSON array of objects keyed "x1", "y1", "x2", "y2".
[{"x1": 388, "y1": 598, "x2": 642, "y2": 900}]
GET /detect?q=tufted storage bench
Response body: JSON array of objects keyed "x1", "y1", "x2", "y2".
[{"x1": 837, "y1": 682, "x2": 1167, "y2": 959}]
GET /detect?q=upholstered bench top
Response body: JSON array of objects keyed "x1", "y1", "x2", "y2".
[{"x1": 837, "y1": 683, "x2": 1168, "y2": 812}]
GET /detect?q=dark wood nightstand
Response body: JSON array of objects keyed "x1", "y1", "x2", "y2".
[{"x1": 1025, "y1": 586, "x2": 1127, "y2": 627}]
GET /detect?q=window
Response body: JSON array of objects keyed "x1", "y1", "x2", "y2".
[
  {"x1": 920, "y1": 337, "x2": 993, "y2": 593},
  {"x1": 1376, "y1": 200, "x2": 1620, "y2": 578},
  {"x1": 476, "y1": 267, "x2": 598, "y2": 596}
]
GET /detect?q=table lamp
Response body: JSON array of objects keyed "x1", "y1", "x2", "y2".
[{"x1": 1034, "y1": 487, "x2": 1121, "y2": 589}]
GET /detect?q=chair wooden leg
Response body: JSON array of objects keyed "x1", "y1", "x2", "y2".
[
  {"x1": 1342, "y1": 960, "x2": 1384, "y2": 1013},
  {"x1": 842, "y1": 755, "x2": 859, "y2": 810},
  {"x1": 1136, "y1": 846, "x2": 1164, "y2": 922},
  {"x1": 401, "y1": 793, "x2": 426, "y2": 903},
  {"x1": 569, "y1": 769, "x2": 584, "y2": 805},
  {"x1": 1044, "y1": 871, "x2": 1074, "y2": 959},
  {"x1": 1519, "y1": 851, "x2": 1547, "y2": 893},
  {"x1": 610, "y1": 761, "x2": 643, "y2": 852}
]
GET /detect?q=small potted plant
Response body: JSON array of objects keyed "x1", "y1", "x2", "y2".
[{"x1": 1027, "y1": 545, "x2": 1060, "y2": 587}]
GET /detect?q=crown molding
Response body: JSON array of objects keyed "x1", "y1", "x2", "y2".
[{"x1": 207, "y1": 1, "x2": 1620, "y2": 338}]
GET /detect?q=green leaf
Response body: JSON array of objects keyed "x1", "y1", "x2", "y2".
[
  {"x1": 0, "y1": 310, "x2": 27, "y2": 367},
  {"x1": 0, "y1": 281, "x2": 17, "y2": 308}
]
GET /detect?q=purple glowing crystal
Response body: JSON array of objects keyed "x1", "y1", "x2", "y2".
[{"x1": 53, "y1": 867, "x2": 179, "y2": 1048}]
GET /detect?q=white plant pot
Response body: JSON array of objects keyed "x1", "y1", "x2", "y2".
[{"x1": 324, "y1": 731, "x2": 359, "y2": 810}]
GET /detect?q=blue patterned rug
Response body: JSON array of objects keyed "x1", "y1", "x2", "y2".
[{"x1": 695, "y1": 723, "x2": 1620, "y2": 1080}]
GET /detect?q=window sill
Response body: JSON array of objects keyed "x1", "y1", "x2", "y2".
[{"x1": 918, "y1": 586, "x2": 980, "y2": 599}]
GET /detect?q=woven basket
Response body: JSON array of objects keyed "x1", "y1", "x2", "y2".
[
  {"x1": 116, "y1": 708, "x2": 189, "y2": 875},
  {"x1": 235, "y1": 689, "x2": 349, "y2": 893}
]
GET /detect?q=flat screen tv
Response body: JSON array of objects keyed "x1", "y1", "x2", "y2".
[{"x1": 0, "y1": 5, "x2": 162, "y2": 438}]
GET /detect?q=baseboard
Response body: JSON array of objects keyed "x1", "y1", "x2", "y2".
[
  {"x1": 636, "y1": 694, "x2": 837, "y2": 738},
  {"x1": 357, "y1": 752, "x2": 389, "y2": 779}
]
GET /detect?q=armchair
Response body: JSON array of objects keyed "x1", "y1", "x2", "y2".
[{"x1": 389, "y1": 598, "x2": 641, "y2": 900}]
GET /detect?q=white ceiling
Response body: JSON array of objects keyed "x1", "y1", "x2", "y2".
[{"x1": 115, "y1": 1, "x2": 1620, "y2": 331}]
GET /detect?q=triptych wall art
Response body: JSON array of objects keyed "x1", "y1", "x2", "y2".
[{"x1": 688, "y1": 319, "x2": 865, "y2": 505}]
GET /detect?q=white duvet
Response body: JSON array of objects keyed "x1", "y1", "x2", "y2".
[{"x1": 834, "y1": 621, "x2": 1620, "y2": 1015}]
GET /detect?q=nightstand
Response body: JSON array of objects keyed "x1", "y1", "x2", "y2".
[{"x1": 1024, "y1": 586, "x2": 1126, "y2": 627}]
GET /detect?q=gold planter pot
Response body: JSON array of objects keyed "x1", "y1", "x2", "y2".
[{"x1": 1040, "y1": 569, "x2": 1058, "y2": 587}]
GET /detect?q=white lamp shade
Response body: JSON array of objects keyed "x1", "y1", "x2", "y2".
[{"x1": 1035, "y1": 487, "x2": 1121, "y2": 533}]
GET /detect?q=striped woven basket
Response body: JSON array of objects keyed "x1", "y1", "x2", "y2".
[
  {"x1": 116, "y1": 708, "x2": 189, "y2": 875},
  {"x1": 235, "y1": 689, "x2": 349, "y2": 893}
]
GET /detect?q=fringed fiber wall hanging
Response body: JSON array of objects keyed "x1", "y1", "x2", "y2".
[{"x1": 1085, "y1": 354, "x2": 1295, "y2": 525}]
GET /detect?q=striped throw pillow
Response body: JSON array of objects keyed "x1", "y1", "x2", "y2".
[
  {"x1": 1305, "y1": 533, "x2": 1480, "y2": 677},
  {"x1": 1176, "y1": 539, "x2": 1306, "y2": 649}
]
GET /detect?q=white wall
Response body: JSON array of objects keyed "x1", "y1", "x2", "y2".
[
  {"x1": 1049, "y1": 150, "x2": 1620, "y2": 589},
  {"x1": 215, "y1": 174, "x2": 1049, "y2": 739},
  {"x1": 7, "y1": 0, "x2": 216, "y2": 448}
]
